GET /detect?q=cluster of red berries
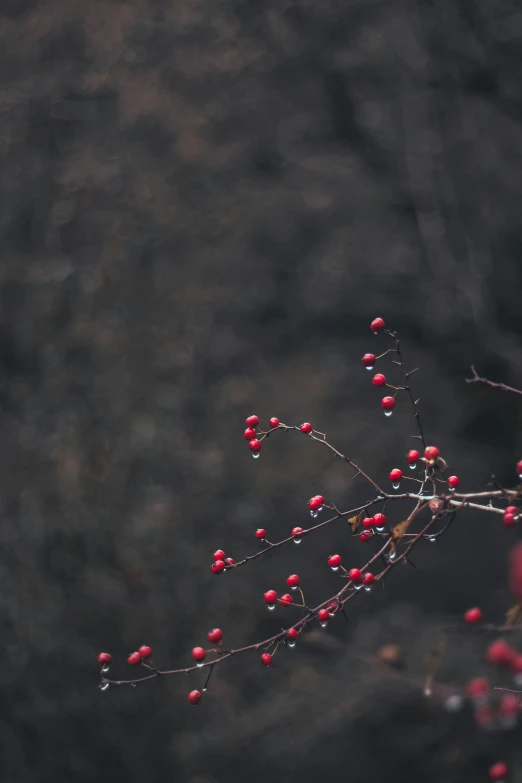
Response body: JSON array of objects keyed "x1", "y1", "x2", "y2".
[
  {"x1": 127, "y1": 645, "x2": 153, "y2": 666},
  {"x1": 388, "y1": 445, "x2": 460, "y2": 491},
  {"x1": 210, "y1": 548, "x2": 235, "y2": 575},
  {"x1": 485, "y1": 639, "x2": 522, "y2": 673},
  {"x1": 503, "y1": 506, "x2": 519, "y2": 527},
  {"x1": 467, "y1": 675, "x2": 519, "y2": 735},
  {"x1": 359, "y1": 513, "x2": 387, "y2": 540},
  {"x1": 244, "y1": 414, "x2": 262, "y2": 456},
  {"x1": 191, "y1": 628, "x2": 225, "y2": 664},
  {"x1": 361, "y1": 318, "x2": 398, "y2": 416}
]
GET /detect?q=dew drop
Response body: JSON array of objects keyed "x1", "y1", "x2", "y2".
[
  {"x1": 330, "y1": 566, "x2": 339, "y2": 572},
  {"x1": 310, "y1": 510, "x2": 318, "y2": 518},
  {"x1": 375, "y1": 525, "x2": 385, "y2": 532},
  {"x1": 364, "y1": 586, "x2": 372, "y2": 593},
  {"x1": 392, "y1": 482, "x2": 400, "y2": 490},
  {"x1": 384, "y1": 411, "x2": 393, "y2": 418},
  {"x1": 252, "y1": 453, "x2": 260, "y2": 459},
  {"x1": 444, "y1": 694, "x2": 463, "y2": 713},
  {"x1": 202, "y1": 687, "x2": 208, "y2": 692},
  {"x1": 519, "y1": 474, "x2": 522, "y2": 480},
  {"x1": 423, "y1": 687, "x2": 432, "y2": 698},
  {"x1": 294, "y1": 538, "x2": 301, "y2": 545},
  {"x1": 99, "y1": 682, "x2": 110, "y2": 692},
  {"x1": 288, "y1": 641, "x2": 296, "y2": 648},
  {"x1": 291, "y1": 585, "x2": 298, "y2": 590},
  {"x1": 320, "y1": 621, "x2": 328, "y2": 628},
  {"x1": 130, "y1": 683, "x2": 137, "y2": 688},
  {"x1": 366, "y1": 365, "x2": 374, "y2": 371},
  {"x1": 328, "y1": 610, "x2": 336, "y2": 617},
  {"x1": 429, "y1": 536, "x2": 436, "y2": 543},
  {"x1": 197, "y1": 661, "x2": 205, "y2": 667},
  {"x1": 409, "y1": 463, "x2": 417, "y2": 470},
  {"x1": 389, "y1": 550, "x2": 397, "y2": 561},
  {"x1": 101, "y1": 664, "x2": 110, "y2": 674},
  {"x1": 448, "y1": 486, "x2": 455, "y2": 492},
  {"x1": 354, "y1": 584, "x2": 362, "y2": 591}
]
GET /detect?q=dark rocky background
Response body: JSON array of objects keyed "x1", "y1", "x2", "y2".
[{"x1": 1, "y1": 0, "x2": 522, "y2": 781}]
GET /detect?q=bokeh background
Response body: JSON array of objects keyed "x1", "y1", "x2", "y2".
[{"x1": 1, "y1": 0, "x2": 522, "y2": 781}]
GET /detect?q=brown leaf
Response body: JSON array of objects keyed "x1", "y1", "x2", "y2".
[
  {"x1": 505, "y1": 603, "x2": 522, "y2": 627},
  {"x1": 348, "y1": 515, "x2": 360, "y2": 532},
  {"x1": 391, "y1": 519, "x2": 411, "y2": 543}
]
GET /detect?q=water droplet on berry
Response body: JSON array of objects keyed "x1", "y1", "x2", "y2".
[
  {"x1": 364, "y1": 585, "x2": 372, "y2": 592},
  {"x1": 423, "y1": 686, "x2": 432, "y2": 698},
  {"x1": 444, "y1": 694, "x2": 463, "y2": 713},
  {"x1": 99, "y1": 681, "x2": 110, "y2": 692},
  {"x1": 320, "y1": 621, "x2": 328, "y2": 628},
  {"x1": 448, "y1": 486, "x2": 455, "y2": 492},
  {"x1": 290, "y1": 585, "x2": 298, "y2": 590},
  {"x1": 389, "y1": 550, "x2": 397, "y2": 561},
  {"x1": 130, "y1": 683, "x2": 137, "y2": 688},
  {"x1": 101, "y1": 664, "x2": 110, "y2": 674},
  {"x1": 354, "y1": 584, "x2": 362, "y2": 591},
  {"x1": 330, "y1": 566, "x2": 339, "y2": 572},
  {"x1": 268, "y1": 604, "x2": 276, "y2": 611},
  {"x1": 392, "y1": 482, "x2": 400, "y2": 490},
  {"x1": 429, "y1": 536, "x2": 436, "y2": 543},
  {"x1": 202, "y1": 687, "x2": 208, "y2": 692},
  {"x1": 294, "y1": 538, "x2": 301, "y2": 545},
  {"x1": 375, "y1": 524, "x2": 385, "y2": 532},
  {"x1": 409, "y1": 463, "x2": 417, "y2": 470},
  {"x1": 384, "y1": 411, "x2": 393, "y2": 418},
  {"x1": 365, "y1": 365, "x2": 374, "y2": 371},
  {"x1": 252, "y1": 453, "x2": 260, "y2": 459},
  {"x1": 310, "y1": 510, "x2": 318, "y2": 518},
  {"x1": 288, "y1": 640, "x2": 296, "y2": 648},
  {"x1": 519, "y1": 473, "x2": 522, "y2": 480},
  {"x1": 196, "y1": 661, "x2": 205, "y2": 668}
]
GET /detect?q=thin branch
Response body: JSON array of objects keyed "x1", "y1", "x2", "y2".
[{"x1": 466, "y1": 365, "x2": 522, "y2": 396}]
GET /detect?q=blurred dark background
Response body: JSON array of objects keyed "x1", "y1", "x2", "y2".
[{"x1": 1, "y1": 0, "x2": 522, "y2": 781}]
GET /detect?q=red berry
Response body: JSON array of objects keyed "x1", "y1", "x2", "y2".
[
  {"x1": 188, "y1": 689, "x2": 202, "y2": 705},
  {"x1": 208, "y1": 628, "x2": 223, "y2": 644},
  {"x1": 509, "y1": 542, "x2": 522, "y2": 604},
  {"x1": 318, "y1": 608, "x2": 330, "y2": 624},
  {"x1": 138, "y1": 645, "x2": 152, "y2": 659},
  {"x1": 512, "y1": 653, "x2": 522, "y2": 673},
  {"x1": 255, "y1": 528, "x2": 266, "y2": 540},
  {"x1": 192, "y1": 646, "x2": 206, "y2": 663},
  {"x1": 517, "y1": 460, "x2": 522, "y2": 476},
  {"x1": 98, "y1": 652, "x2": 112, "y2": 665},
  {"x1": 373, "y1": 512, "x2": 386, "y2": 528},
  {"x1": 466, "y1": 676, "x2": 490, "y2": 700},
  {"x1": 370, "y1": 317, "x2": 385, "y2": 334},
  {"x1": 447, "y1": 475, "x2": 459, "y2": 489},
  {"x1": 372, "y1": 373, "x2": 386, "y2": 387},
  {"x1": 505, "y1": 506, "x2": 517, "y2": 515},
  {"x1": 464, "y1": 607, "x2": 482, "y2": 624},
  {"x1": 407, "y1": 449, "x2": 419, "y2": 464},
  {"x1": 245, "y1": 415, "x2": 259, "y2": 427},
  {"x1": 292, "y1": 527, "x2": 303, "y2": 539},
  {"x1": 261, "y1": 652, "x2": 273, "y2": 667},
  {"x1": 362, "y1": 517, "x2": 374, "y2": 529},
  {"x1": 381, "y1": 396, "x2": 396, "y2": 412},
  {"x1": 279, "y1": 593, "x2": 293, "y2": 606},
  {"x1": 249, "y1": 439, "x2": 262, "y2": 453},
  {"x1": 359, "y1": 532, "x2": 371, "y2": 541},
  {"x1": 328, "y1": 554, "x2": 342, "y2": 569},
  {"x1": 269, "y1": 417, "x2": 280, "y2": 428},
  {"x1": 286, "y1": 628, "x2": 298, "y2": 642},
  {"x1": 211, "y1": 559, "x2": 226, "y2": 574},
  {"x1": 286, "y1": 574, "x2": 300, "y2": 588},
  {"x1": 362, "y1": 572, "x2": 374, "y2": 586},
  {"x1": 264, "y1": 590, "x2": 278, "y2": 606},
  {"x1": 499, "y1": 693, "x2": 518, "y2": 716},
  {"x1": 349, "y1": 568, "x2": 363, "y2": 585},
  {"x1": 128, "y1": 652, "x2": 141, "y2": 666},
  {"x1": 244, "y1": 427, "x2": 257, "y2": 440},
  {"x1": 213, "y1": 549, "x2": 226, "y2": 561},
  {"x1": 486, "y1": 639, "x2": 515, "y2": 667},
  {"x1": 489, "y1": 763, "x2": 508, "y2": 782},
  {"x1": 504, "y1": 509, "x2": 517, "y2": 527},
  {"x1": 224, "y1": 557, "x2": 235, "y2": 567},
  {"x1": 389, "y1": 468, "x2": 402, "y2": 484},
  {"x1": 300, "y1": 422, "x2": 312, "y2": 434},
  {"x1": 308, "y1": 495, "x2": 325, "y2": 510},
  {"x1": 424, "y1": 446, "x2": 440, "y2": 462},
  {"x1": 362, "y1": 353, "x2": 376, "y2": 368}
]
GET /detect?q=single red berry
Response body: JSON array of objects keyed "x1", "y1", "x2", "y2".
[
  {"x1": 424, "y1": 446, "x2": 440, "y2": 462},
  {"x1": 486, "y1": 639, "x2": 515, "y2": 667},
  {"x1": 98, "y1": 652, "x2": 112, "y2": 665},
  {"x1": 128, "y1": 651, "x2": 141, "y2": 666},
  {"x1": 244, "y1": 427, "x2": 257, "y2": 440},
  {"x1": 269, "y1": 417, "x2": 280, "y2": 428},
  {"x1": 372, "y1": 373, "x2": 386, "y2": 387},
  {"x1": 407, "y1": 449, "x2": 420, "y2": 464},
  {"x1": 362, "y1": 517, "x2": 374, "y2": 529},
  {"x1": 261, "y1": 652, "x2": 273, "y2": 667},
  {"x1": 279, "y1": 593, "x2": 293, "y2": 606},
  {"x1": 466, "y1": 676, "x2": 490, "y2": 701},
  {"x1": 464, "y1": 607, "x2": 482, "y2": 624},
  {"x1": 255, "y1": 528, "x2": 266, "y2": 540},
  {"x1": 211, "y1": 559, "x2": 226, "y2": 574},
  {"x1": 447, "y1": 475, "x2": 459, "y2": 489},
  {"x1": 208, "y1": 628, "x2": 223, "y2": 644},
  {"x1": 286, "y1": 574, "x2": 300, "y2": 588},
  {"x1": 224, "y1": 557, "x2": 234, "y2": 567},
  {"x1": 389, "y1": 468, "x2": 402, "y2": 484},
  {"x1": 511, "y1": 653, "x2": 522, "y2": 673},
  {"x1": 188, "y1": 689, "x2": 202, "y2": 705},
  {"x1": 318, "y1": 608, "x2": 330, "y2": 624},
  {"x1": 138, "y1": 645, "x2": 152, "y2": 659},
  {"x1": 286, "y1": 628, "x2": 298, "y2": 642},
  {"x1": 505, "y1": 506, "x2": 518, "y2": 515},
  {"x1": 328, "y1": 554, "x2": 342, "y2": 569},
  {"x1": 308, "y1": 495, "x2": 325, "y2": 510},
  {"x1": 373, "y1": 512, "x2": 386, "y2": 528},
  {"x1": 370, "y1": 317, "x2": 385, "y2": 334},
  {"x1": 517, "y1": 460, "x2": 522, "y2": 476},
  {"x1": 213, "y1": 549, "x2": 226, "y2": 561},
  {"x1": 362, "y1": 353, "x2": 376, "y2": 368},
  {"x1": 359, "y1": 532, "x2": 371, "y2": 541},
  {"x1": 362, "y1": 572, "x2": 374, "y2": 586},
  {"x1": 489, "y1": 762, "x2": 508, "y2": 782},
  {"x1": 245, "y1": 415, "x2": 259, "y2": 427},
  {"x1": 504, "y1": 509, "x2": 517, "y2": 527},
  {"x1": 510, "y1": 542, "x2": 522, "y2": 604},
  {"x1": 292, "y1": 527, "x2": 303, "y2": 539},
  {"x1": 249, "y1": 439, "x2": 262, "y2": 453},
  {"x1": 192, "y1": 646, "x2": 206, "y2": 663},
  {"x1": 499, "y1": 693, "x2": 518, "y2": 716},
  {"x1": 264, "y1": 589, "x2": 278, "y2": 606},
  {"x1": 381, "y1": 396, "x2": 396, "y2": 412},
  {"x1": 300, "y1": 422, "x2": 312, "y2": 434},
  {"x1": 349, "y1": 568, "x2": 363, "y2": 585}
]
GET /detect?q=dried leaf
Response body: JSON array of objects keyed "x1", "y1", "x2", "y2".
[
  {"x1": 391, "y1": 519, "x2": 411, "y2": 543},
  {"x1": 348, "y1": 515, "x2": 360, "y2": 532},
  {"x1": 505, "y1": 603, "x2": 522, "y2": 627}
]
